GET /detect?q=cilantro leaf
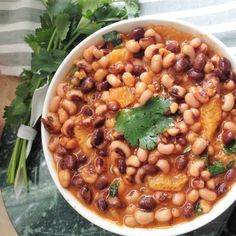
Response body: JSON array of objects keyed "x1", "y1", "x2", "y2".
[
  {"x1": 103, "y1": 31, "x2": 122, "y2": 47},
  {"x1": 109, "y1": 179, "x2": 120, "y2": 197},
  {"x1": 208, "y1": 161, "x2": 226, "y2": 176},
  {"x1": 55, "y1": 13, "x2": 70, "y2": 41},
  {"x1": 226, "y1": 159, "x2": 235, "y2": 170},
  {"x1": 224, "y1": 140, "x2": 236, "y2": 154},
  {"x1": 195, "y1": 202, "x2": 203, "y2": 214},
  {"x1": 115, "y1": 97, "x2": 174, "y2": 150},
  {"x1": 125, "y1": 0, "x2": 140, "y2": 17}
]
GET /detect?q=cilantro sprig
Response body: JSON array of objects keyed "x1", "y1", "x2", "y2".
[
  {"x1": 115, "y1": 97, "x2": 174, "y2": 150},
  {"x1": 4, "y1": 0, "x2": 140, "y2": 186}
]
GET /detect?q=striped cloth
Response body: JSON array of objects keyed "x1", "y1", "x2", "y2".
[{"x1": 0, "y1": 0, "x2": 236, "y2": 76}]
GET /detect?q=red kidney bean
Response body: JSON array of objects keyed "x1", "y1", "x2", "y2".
[
  {"x1": 71, "y1": 176, "x2": 85, "y2": 188},
  {"x1": 174, "y1": 57, "x2": 190, "y2": 72},
  {"x1": 97, "y1": 149, "x2": 108, "y2": 157},
  {"x1": 133, "y1": 65, "x2": 145, "y2": 76},
  {"x1": 80, "y1": 77, "x2": 95, "y2": 93},
  {"x1": 107, "y1": 100, "x2": 120, "y2": 112},
  {"x1": 176, "y1": 136, "x2": 187, "y2": 146},
  {"x1": 188, "y1": 69, "x2": 204, "y2": 80},
  {"x1": 95, "y1": 175, "x2": 109, "y2": 190},
  {"x1": 191, "y1": 177, "x2": 205, "y2": 189},
  {"x1": 133, "y1": 50, "x2": 145, "y2": 59},
  {"x1": 130, "y1": 27, "x2": 145, "y2": 41},
  {"x1": 79, "y1": 185, "x2": 92, "y2": 204},
  {"x1": 182, "y1": 202, "x2": 194, "y2": 218},
  {"x1": 221, "y1": 130, "x2": 235, "y2": 145},
  {"x1": 57, "y1": 145, "x2": 68, "y2": 155},
  {"x1": 216, "y1": 182, "x2": 228, "y2": 196},
  {"x1": 166, "y1": 40, "x2": 180, "y2": 53},
  {"x1": 81, "y1": 105, "x2": 93, "y2": 116},
  {"x1": 175, "y1": 155, "x2": 188, "y2": 170},
  {"x1": 91, "y1": 129, "x2": 104, "y2": 146},
  {"x1": 139, "y1": 196, "x2": 157, "y2": 211},
  {"x1": 225, "y1": 167, "x2": 236, "y2": 182},
  {"x1": 93, "y1": 115, "x2": 105, "y2": 128},
  {"x1": 97, "y1": 198, "x2": 108, "y2": 212},
  {"x1": 76, "y1": 153, "x2": 87, "y2": 166},
  {"x1": 193, "y1": 53, "x2": 207, "y2": 72},
  {"x1": 108, "y1": 196, "x2": 125, "y2": 209},
  {"x1": 218, "y1": 57, "x2": 231, "y2": 74},
  {"x1": 117, "y1": 158, "x2": 127, "y2": 174},
  {"x1": 96, "y1": 80, "x2": 111, "y2": 91},
  {"x1": 142, "y1": 164, "x2": 159, "y2": 175},
  {"x1": 64, "y1": 154, "x2": 77, "y2": 170}
]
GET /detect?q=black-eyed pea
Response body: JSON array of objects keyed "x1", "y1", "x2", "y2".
[
  {"x1": 92, "y1": 47, "x2": 104, "y2": 59},
  {"x1": 155, "y1": 208, "x2": 172, "y2": 223},
  {"x1": 223, "y1": 121, "x2": 236, "y2": 132},
  {"x1": 95, "y1": 104, "x2": 107, "y2": 115},
  {"x1": 186, "y1": 131, "x2": 198, "y2": 143},
  {"x1": 140, "y1": 71, "x2": 153, "y2": 84},
  {"x1": 187, "y1": 189, "x2": 199, "y2": 203},
  {"x1": 125, "y1": 190, "x2": 141, "y2": 204},
  {"x1": 66, "y1": 90, "x2": 83, "y2": 101},
  {"x1": 144, "y1": 29, "x2": 162, "y2": 42},
  {"x1": 185, "y1": 93, "x2": 200, "y2": 108},
  {"x1": 171, "y1": 208, "x2": 181, "y2": 217},
  {"x1": 192, "y1": 137, "x2": 208, "y2": 155},
  {"x1": 122, "y1": 72, "x2": 135, "y2": 87},
  {"x1": 58, "y1": 169, "x2": 71, "y2": 188},
  {"x1": 134, "y1": 210, "x2": 154, "y2": 225},
  {"x1": 49, "y1": 96, "x2": 61, "y2": 112},
  {"x1": 181, "y1": 44, "x2": 195, "y2": 63},
  {"x1": 163, "y1": 53, "x2": 176, "y2": 68},
  {"x1": 61, "y1": 99, "x2": 77, "y2": 115},
  {"x1": 80, "y1": 164, "x2": 98, "y2": 184},
  {"x1": 71, "y1": 77, "x2": 80, "y2": 86},
  {"x1": 86, "y1": 137, "x2": 93, "y2": 149},
  {"x1": 188, "y1": 160, "x2": 205, "y2": 177},
  {"x1": 105, "y1": 118, "x2": 115, "y2": 128},
  {"x1": 92, "y1": 61, "x2": 101, "y2": 71},
  {"x1": 199, "y1": 199, "x2": 212, "y2": 213},
  {"x1": 190, "y1": 38, "x2": 202, "y2": 48},
  {"x1": 107, "y1": 74, "x2": 122, "y2": 87},
  {"x1": 139, "y1": 37, "x2": 155, "y2": 49},
  {"x1": 83, "y1": 45, "x2": 95, "y2": 62},
  {"x1": 139, "y1": 89, "x2": 153, "y2": 105},
  {"x1": 151, "y1": 55, "x2": 162, "y2": 73},
  {"x1": 148, "y1": 150, "x2": 161, "y2": 164},
  {"x1": 94, "y1": 69, "x2": 108, "y2": 82},
  {"x1": 48, "y1": 135, "x2": 59, "y2": 152},
  {"x1": 126, "y1": 166, "x2": 136, "y2": 176},
  {"x1": 124, "y1": 215, "x2": 137, "y2": 227},
  {"x1": 199, "y1": 43, "x2": 208, "y2": 53},
  {"x1": 110, "y1": 140, "x2": 131, "y2": 157},
  {"x1": 179, "y1": 103, "x2": 189, "y2": 113},
  {"x1": 56, "y1": 82, "x2": 67, "y2": 98},
  {"x1": 206, "y1": 179, "x2": 216, "y2": 190},
  {"x1": 157, "y1": 143, "x2": 175, "y2": 155},
  {"x1": 156, "y1": 159, "x2": 170, "y2": 174},
  {"x1": 170, "y1": 102, "x2": 178, "y2": 114},
  {"x1": 204, "y1": 61, "x2": 214, "y2": 73},
  {"x1": 199, "y1": 188, "x2": 217, "y2": 201},
  {"x1": 61, "y1": 119, "x2": 74, "y2": 137},
  {"x1": 177, "y1": 121, "x2": 188, "y2": 134},
  {"x1": 58, "y1": 108, "x2": 69, "y2": 124},
  {"x1": 201, "y1": 170, "x2": 211, "y2": 181},
  {"x1": 144, "y1": 44, "x2": 160, "y2": 60},
  {"x1": 161, "y1": 74, "x2": 174, "y2": 89},
  {"x1": 98, "y1": 56, "x2": 109, "y2": 68},
  {"x1": 190, "y1": 122, "x2": 201, "y2": 133},
  {"x1": 172, "y1": 193, "x2": 185, "y2": 206},
  {"x1": 101, "y1": 91, "x2": 110, "y2": 102},
  {"x1": 183, "y1": 109, "x2": 195, "y2": 125},
  {"x1": 167, "y1": 127, "x2": 179, "y2": 136},
  {"x1": 137, "y1": 147, "x2": 148, "y2": 162},
  {"x1": 135, "y1": 81, "x2": 147, "y2": 97},
  {"x1": 224, "y1": 80, "x2": 235, "y2": 91},
  {"x1": 125, "y1": 204, "x2": 137, "y2": 214},
  {"x1": 222, "y1": 93, "x2": 235, "y2": 112},
  {"x1": 126, "y1": 39, "x2": 141, "y2": 53},
  {"x1": 125, "y1": 62, "x2": 133, "y2": 73},
  {"x1": 126, "y1": 155, "x2": 141, "y2": 168}
]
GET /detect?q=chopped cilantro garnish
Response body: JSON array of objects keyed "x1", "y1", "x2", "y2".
[
  {"x1": 195, "y1": 202, "x2": 203, "y2": 214},
  {"x1": 224, "y1": 140, "x2": 236, "y2": 154},
  {"x1": 115, "y1": 97, "x2": 174, "y2": 150},
  {"x1": 109, "y1": 179, "x2": 120, "y2": 197},
  {"x1": 102, "y1": 31, "x2": 122, "y2": 47},
  {"x1": 208, "y1": 161, "x2": 226, "y2": 176}
]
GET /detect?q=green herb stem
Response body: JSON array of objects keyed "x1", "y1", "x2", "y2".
[
  {"x1": 47, "y1": 28, "x2": 56, "y2": 51},
  {"x1": 64, "y1": 31, "x2": 81, "y2": 51}
]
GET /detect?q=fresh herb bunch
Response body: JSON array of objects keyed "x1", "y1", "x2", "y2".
[{"x1": 4, "y1": 0, "x2": 140, "y2": 186}]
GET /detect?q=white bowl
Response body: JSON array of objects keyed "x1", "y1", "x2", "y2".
[{"x1": 41, "y1": 16, "x2": 236, "y2": 236}]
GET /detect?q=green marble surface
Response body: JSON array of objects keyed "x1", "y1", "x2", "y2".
[{"x1": 0, "y1": 125, "x2": 235, "y2": 236}]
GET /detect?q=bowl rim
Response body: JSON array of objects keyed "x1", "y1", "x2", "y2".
[{"x1": 41, "y1": 16, "x2": 236, "y2": 236}]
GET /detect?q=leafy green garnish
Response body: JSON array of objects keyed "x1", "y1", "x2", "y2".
[
  {"x1": 102, "y1": 31, "x2": 122, "y2": 47},
  {"x1": 208, "y1": 161, "x2": 226, "y2": 176},
  {"x1": 109, "y1": 179, "x2": 120, "y2": 197},
  {"x1": 115, "y1": 97, "x2": 174, "y2": 150},
  {"x1": 195, "y1": 202, "x2": 203, "y2": 214},
  {"x1": 226, "y1": 159, "x2": 235, "y2": 170},
  {"x1": 183, "y1": 146, "x2": 191, "y2": 154},
  {"x1": 201, "y1": 153, "x2": 209, "y2": 167},
  {"x1": 224, "y1": 140, "x2": 236, "y2": 154},
  {"x1": 4, "y1": 0, "x2": 140, "y2": 187}
]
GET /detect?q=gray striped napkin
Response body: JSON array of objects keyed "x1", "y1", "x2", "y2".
[{"x1": 0, "y1": 0, "x2": 236, "y2": 76}]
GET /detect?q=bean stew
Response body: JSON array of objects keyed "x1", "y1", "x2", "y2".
[{"x1": 42, "y1": 25, "x2": 236, "y2": 228}]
